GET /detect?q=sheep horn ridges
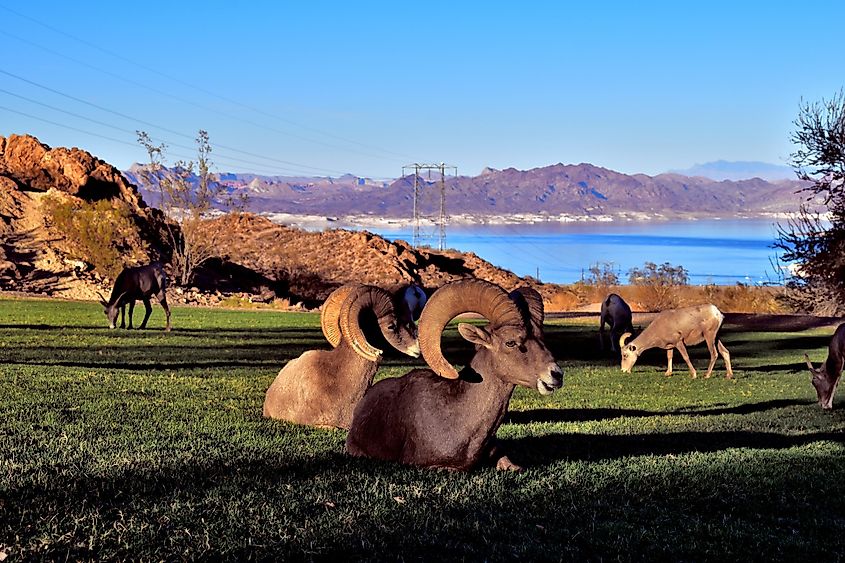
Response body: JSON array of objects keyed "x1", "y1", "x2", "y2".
[
  {"x1": 339, "y1": 285, "x2": 395, "y2": 361},
  {"x1": 619, "y1": 332, "x2": 632, "y2": 349},
  {"x1": 419, "y1": 279, "x2": 525, "y2": 379},
  {"x1": 321, "y1": 284, "x2": 361, "y2": 347},
  {"x1": 508, "y1": 287, "x2": 545, "y2": 331}
]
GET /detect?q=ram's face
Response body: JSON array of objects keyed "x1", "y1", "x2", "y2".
[
  {"x1": 379, "y1": 314, "x2": 420, "y2": 358},
  {"x1": 458, "y1": 323, "x2": 563, "y2": 395}
]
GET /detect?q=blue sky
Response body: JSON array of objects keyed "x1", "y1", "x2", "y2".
[{"x1": 1, "y1": 1, "x2": 843, "y2": 178}]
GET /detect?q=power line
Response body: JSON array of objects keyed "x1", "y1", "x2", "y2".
[
  {"x1": 0, "y1": 87, "x2": 342, "y2": 177},
  {"x1": 0, "y1": 103, "x2": 320, "y2": 177},
  {"x1": 0, "y1": 69, "x2": 353, "y2": 176},
  {"x1": 0, "y1": 4, "x2": 415, "y2": 162}
]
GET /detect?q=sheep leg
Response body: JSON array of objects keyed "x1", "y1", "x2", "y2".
[
  {"x1": 158, "y1": 291, "x2": 171, "y2": 332},
  {"x1": 704, "y1": 336, "x2": 718, "y2": 379},
  {"x1": 119, "y1": 305, "x2": 126, "y2": 329},
  {"x1": 127, "y1": 301, "x2": 135, "y2": 329},
  {"x1": 717, "y1": 340, "x2": 733, "y2": 379},
  {"x1": 487, "y1": 440, "x2": 523, "y2": 472},
  {"x1": 675, "y1": 340, "x2": 697, "y2": 379},
  {"x1": 665, "y1": 348, "x2": 673, "y2": 376},
  {"x1": 138, "y1": 298, "x2": 153, "y2": 329},
  {"x1": 599, "y1": 318, "x2": 607, "y2": 351}
]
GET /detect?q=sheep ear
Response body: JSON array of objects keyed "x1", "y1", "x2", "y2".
[{"x1": 457, "y1": 323, "x2": 493, "y2": 349}]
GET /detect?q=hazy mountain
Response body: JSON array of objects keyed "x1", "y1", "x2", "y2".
[
  {"x1": 124, "y1": 161, "x2": 812, "y2": 220},
  {"x1": 669, "y1": 160, "x2": 795, "y2": 182}
]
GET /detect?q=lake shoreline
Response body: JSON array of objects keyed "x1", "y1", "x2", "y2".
[{"x1": 260, "y1": 211, "x2": 803, "y2": 231}]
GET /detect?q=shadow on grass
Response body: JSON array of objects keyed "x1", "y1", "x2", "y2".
[
  {"x1": 507, "y1": 429, "x2": 845, "y2": 465},
  {"x1": 505, "y1": 399, "x2": 815, "y2": 424}
]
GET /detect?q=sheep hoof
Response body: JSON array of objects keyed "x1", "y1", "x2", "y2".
[
  {"x1": 664, "y1": 371, "x2": 673, "y2": 377},
  {"x1": 690, "y1": 373, "x2": 698, "y2": 379},
  {"x1": 496, "y1": 456, "x2": 523, "y2": 472}
]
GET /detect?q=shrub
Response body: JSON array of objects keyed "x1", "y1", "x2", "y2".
[
  {"x1": 628, "y1": 261, "x2": 689, "y2": 311},
  {"x1": 41, "y1": 194, "x2": 144, "y2": 278}
]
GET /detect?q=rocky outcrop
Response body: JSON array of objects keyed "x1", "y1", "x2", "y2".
[
  {"x1": 1, "y1": 134, "x2": 146, "y2": 206},
  {"x1": 0, "y1": 134, "x2": 166, "y2": 298},
  {"x1": 202, "y1": 213, "x2": 542, "y2": 305}
]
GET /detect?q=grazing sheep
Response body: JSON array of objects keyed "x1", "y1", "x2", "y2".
[
  {"x1": 99, "y1": 262, "x2": 171, "y2": 331},
  {"x1": 346, "y1": 279, "x2": 563, "y2": 471},
  {"x1": 804, "y1": 323, "x2": 845, "y2": 410},
  {"x1": 599, "y1": 293, "x2": 633, "y2": 352},
  {"x1": 619, "y1": 303, "x2": 732, "y2": 379},
  {"x1": 263, "y1": 284, "x2": 420, "y2": 429}
]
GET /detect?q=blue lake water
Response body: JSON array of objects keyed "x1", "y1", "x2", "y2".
[{"x1": 352, "y1": 219, "x2": 787, "y2": 285}]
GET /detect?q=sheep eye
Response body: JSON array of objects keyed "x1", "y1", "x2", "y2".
[
  {"x1": 506, "y1": 340, "x2": 517, "y2": 348},
  {"x1": 387, "y1": 323, "x2": 397, "y2": 331}
]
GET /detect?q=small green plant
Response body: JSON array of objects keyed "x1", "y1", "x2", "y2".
[{"x1": 41, "y1": 194, "x2": 143, "y2": 278}]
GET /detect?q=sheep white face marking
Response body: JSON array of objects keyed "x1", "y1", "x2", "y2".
[{"x1": 620, "y1": 344, "x2": 638, "y2": 373}]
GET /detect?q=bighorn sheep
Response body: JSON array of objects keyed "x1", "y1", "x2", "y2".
[
  {"x1": 397, "y1": 282, "x2": 427, "y2": 322},
  {"x1": 619, "y1": 303, "x2": 732, "y2": 379},
  {"x1": 804, "y1": 323, "x2": 845, "y2": 410},
  {"x1": 346, "y1": 279, "x2": 563, "y2": 471},
  {"x1": 599, "y1": 293, "x2": 633, "y2": 352},
  {"x1": 99, "y1": 262, "x2": 171, "y2": 331},
  {"x1": 263, "y1": 284, "x2": 420, "y2": 429}
]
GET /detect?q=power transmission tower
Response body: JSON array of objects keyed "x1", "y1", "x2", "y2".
[{"x1": 401, "y1": 162, "x2": 457, "y2": 250}]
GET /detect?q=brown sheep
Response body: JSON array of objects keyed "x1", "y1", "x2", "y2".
[
  {"x1": 263, "y1": 284, "x2": 420, "y2": 429},
  {"x1": 346, "y1": 279, "x2": 563, "y2": 471}
]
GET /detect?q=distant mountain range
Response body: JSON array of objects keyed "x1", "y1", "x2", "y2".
[
  {"x1": 668, "y1": 160, "x2": 795, "y2": 182},
  {"x1": 124, "y1": 160, "x2": 812, "y2": 221}
]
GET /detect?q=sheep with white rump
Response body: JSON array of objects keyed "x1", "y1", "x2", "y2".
[{"x1": 619, "y1": 303, "x2": 733, "y2": 379}]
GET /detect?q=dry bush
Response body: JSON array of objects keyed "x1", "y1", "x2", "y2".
[
  {"x1": 545, "y1": 283, "x2": 786, "y2": 314},
  {"x1": 546, "y1": 288, "x2": 581, "y2": 311},
  {"x1": 702, "y1": 284, "x2": 785, "y2": 313}
]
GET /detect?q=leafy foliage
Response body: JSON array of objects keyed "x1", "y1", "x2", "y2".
[
  {"x1": 627, "y1": 261, "x2": 690, "y2": 310},
  {"x1": 776, "y1": 89, "x2": 845, "y2": 314},
  {"x1": 41, "y1": 194, "x2": 144, "y2": 278}
]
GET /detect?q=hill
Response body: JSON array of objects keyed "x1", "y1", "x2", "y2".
[
  {"x1": 125, "y1": 162, "x2": 812, "y2": 222},
  {"x1": 2, "y1": 134, "x2": 541, "y2": 303},
  {"x1": 669, "y1": 160, "x2": 796, "y2": 182}
]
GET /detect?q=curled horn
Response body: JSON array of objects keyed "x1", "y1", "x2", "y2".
[
  {"x1": 321, "y1": 284, "x2": 361, "y2": 347},
  {"x1": 804, "y1": 353, "x2": 816, "y2": 372},
  {"x1": 339, "y1": 285, "x2": 395, "y2": 361},
  {"x1": 509, "y1": 287, "x2": 545, "y2": 334},
  {"x1": 619, "y1": 332, "x2": 632, "y2": 349},
  {"x1": 419, "y1": 279, "x2": 525, "y2": 379}
]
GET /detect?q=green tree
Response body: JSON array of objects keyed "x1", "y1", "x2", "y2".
[{"x1": 775, "y1": 89, "x2": 845, "y2": 314}]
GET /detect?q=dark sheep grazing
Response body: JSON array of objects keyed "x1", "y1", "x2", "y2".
[
  {"x1": 99, "y1": 262, "x2": 171, "y2": 331},
  {"x1": 346, "y1": 279, "x2": 563, "y2": 471},
  {"x1": 599, "y1": 293, "x2": 634, "y2": 352},
  {"x1": 804, "y1": 323, "x2": 845, "y2": 410},
  {"x1": 263, "y1": 284, "x2": 420, "y2": 429}
]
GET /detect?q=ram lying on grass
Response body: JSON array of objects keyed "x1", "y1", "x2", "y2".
[
  {"x1": 263, "y1": 284, "x2": 420, "y2": 429},
  {"x1": 346, "y1": 279, "x2": 563, "y2": 471}
]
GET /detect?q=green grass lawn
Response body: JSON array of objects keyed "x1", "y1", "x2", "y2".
[{"x1": 1, "y1": 298, "x2": 843, "y2": 561}]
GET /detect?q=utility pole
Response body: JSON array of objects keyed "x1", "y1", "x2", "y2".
[{"x1": 402, "y1": 162, "x2": 457, "y2": 250}]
